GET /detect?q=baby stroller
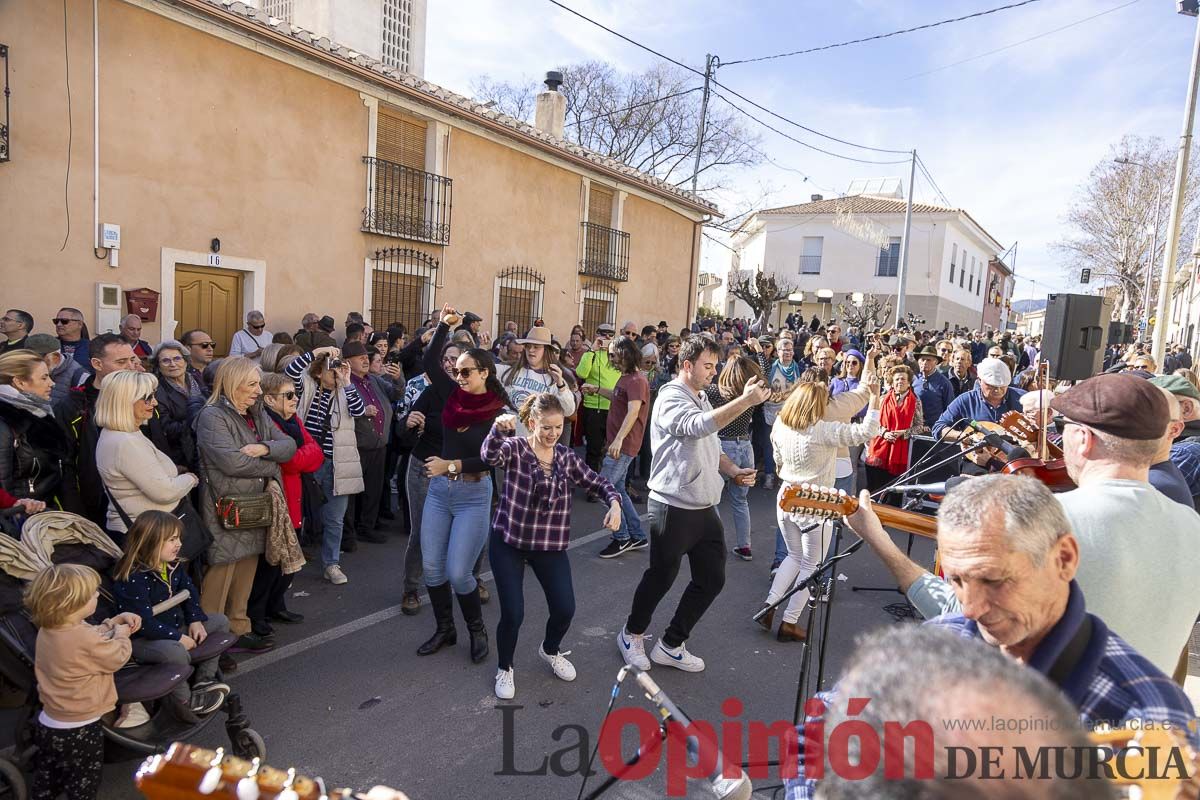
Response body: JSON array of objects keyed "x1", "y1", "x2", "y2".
[{"x1": 0, "y1": 508, "x2": 265, "y2": 799}]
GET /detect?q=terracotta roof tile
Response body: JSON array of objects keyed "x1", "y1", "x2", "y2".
[{"x1": 193, "y1": 0, "x2": 719, "y2": 215}]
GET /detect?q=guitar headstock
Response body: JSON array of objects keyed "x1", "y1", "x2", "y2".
[
  {"x1": 778, "y1": 483, "x2": 855, "y2": 520},
  {"x1": 999, "y1": 410, "x2": 1039, "y2": 442},
  {"x1": 135, "y1": 743, "x2": 336, "y2": 800}
]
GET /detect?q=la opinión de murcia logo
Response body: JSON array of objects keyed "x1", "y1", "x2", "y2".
[{"x1": 496, "y1": 698, "x2": 1197, "y2": 795}]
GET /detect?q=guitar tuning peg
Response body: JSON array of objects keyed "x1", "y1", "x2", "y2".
[
  {"x1": 278, "y1": 768, "x2": 299, "y2": 800},
  {"x1": 837, "y1": 489, "x2": 847, "y2": 499},
  {"x1": 236, "y1": 757, "x2": 262, "y2": 800},
  {"x1": 199, "y1": 748, "x2": 225, "y2": 795}
]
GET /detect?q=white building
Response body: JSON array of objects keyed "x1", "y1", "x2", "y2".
[
  {"x1": 251, "y1": 0, "x2": 427, "y2": 76},
  {"x1": 725, "y1": 183, "x2": 1005, "y2": 331}
]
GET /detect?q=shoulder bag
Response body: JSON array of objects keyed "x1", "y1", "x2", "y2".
[{"x1": 197, "y1": 420, "x2": 275, "y2": 531}]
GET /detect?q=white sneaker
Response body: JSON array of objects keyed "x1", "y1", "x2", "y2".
[
  {"x1": 495, "y1": 668, "x2": 515, "y2": 700},
  {"x1": 324, "y1": 565, "x2": 348, "y2": 585},
  {"x1": 650, "y1": 640, "x2": 705, "y2": 672},
  {"x1": 617, "y1": 627, "x2": 651, "y2": 671},
  {"x1": 538, "y1": 647, "x2": 577, "y2": 681}
]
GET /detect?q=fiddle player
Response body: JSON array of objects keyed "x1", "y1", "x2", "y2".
[{"x1": 788, "y1": 474, "x2": 1199, "y2": 800}]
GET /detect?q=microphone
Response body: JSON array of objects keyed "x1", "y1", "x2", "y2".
[
  {"x1": 633, "y1": 670, "x2": 753, "y2": 800},
  {"x1": 886, "y1": 481, "x2": 946, "y2": 495}
]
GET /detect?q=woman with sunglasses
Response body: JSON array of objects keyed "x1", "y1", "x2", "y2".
[
  {"x1": 416, "y1": 304, "x2": 512, "y2": 664},
  {"x1": 94, "y1": 370, "x2": 199, "y2": 547},
  {"x1": 150, "y1": 341, "x2": 203, "y2": 471},
  {"x1": 248, "y1": 372, "x2": 324, "y2": 637}
]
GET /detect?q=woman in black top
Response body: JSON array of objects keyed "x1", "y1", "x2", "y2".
[{"x1": 417, "y1": 304, "x2": 510, "y2": 664}]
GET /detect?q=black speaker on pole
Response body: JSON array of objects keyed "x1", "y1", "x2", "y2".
[{"x1": 1041, "y1": 293, "x2": 1111, "y2": 380}]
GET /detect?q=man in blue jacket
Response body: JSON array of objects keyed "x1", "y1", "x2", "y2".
[
  {"x1": 911, "y1": 345, "x2": 954, "y2": 426},
  {"x1": 932, "y1": 357, "x2": 1025, "y2": 442}
]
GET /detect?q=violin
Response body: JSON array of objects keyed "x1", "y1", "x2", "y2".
[{"x1": 994, "y1": 363, "x2": 1077, "y2": 492}]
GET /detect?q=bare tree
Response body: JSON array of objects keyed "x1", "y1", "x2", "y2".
[
  {"x1": 1053, "y1": 135, "x2": 1200, "y2": 323},
  {"x1": 472, "y1": 61, "x2": 761, "y2": 191},
  {"x1": 837, "y1": 293, "x2": 894, "y2": 331},
  {"x1": 727, "y1": 270, "x2": 794, "y2": 328}
]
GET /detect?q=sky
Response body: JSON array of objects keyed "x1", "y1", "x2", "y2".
[{"x1": 425, "y1": 0, "x2": 1197, "y2": 303}]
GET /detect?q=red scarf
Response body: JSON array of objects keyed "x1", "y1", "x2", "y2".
[
  {"x1": 866, "y1": 389, "x2": 916, "y2": 475},
  {"x1": 442, "y1": 388, "x2": 506, "y2": 430}
]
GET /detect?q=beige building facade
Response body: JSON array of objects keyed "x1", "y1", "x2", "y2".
[{"x1": 1, "y1": 0, "x2": 714, "y2": 356}]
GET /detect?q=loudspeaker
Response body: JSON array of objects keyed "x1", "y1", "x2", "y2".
[
  {"x1": 1042, "y1": 293, "x2": 1111, "y2": 380},
  {"x1": 1107, "y1": 321, "x2": 1133, "y2": 346}
]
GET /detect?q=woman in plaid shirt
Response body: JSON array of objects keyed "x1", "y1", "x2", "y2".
[{"x1": 483, "y1": 393, "x2": 621, "y2": 700}]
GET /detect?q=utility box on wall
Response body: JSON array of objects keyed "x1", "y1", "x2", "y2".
[{"x1": 125, "y1": 288, "x2": 160, "y2": 322}]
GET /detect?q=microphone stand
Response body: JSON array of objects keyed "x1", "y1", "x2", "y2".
[{"x1": 579, "y1": 721, "x2": 668, "y2": 800}]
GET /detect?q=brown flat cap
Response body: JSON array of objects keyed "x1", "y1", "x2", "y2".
[{"x1": 1049, "y1": 374, "x2": 1168, "y2": 441}]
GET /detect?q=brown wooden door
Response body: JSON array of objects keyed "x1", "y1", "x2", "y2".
[{"x1": 174, "y1": 265, "x2": 243, "y2": 357}]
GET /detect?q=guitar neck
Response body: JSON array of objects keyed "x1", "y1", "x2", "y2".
[{"x1": 869, "y1": 502, "x2": 939, "y2": 539}]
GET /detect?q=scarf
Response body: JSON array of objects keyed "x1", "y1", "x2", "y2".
[
  {"x1": 866, "y1": 389, "x2": 917, "y2": 475},
  {"x1": 0, "y1": 385, "x2": 53, "y2": 418},
  {"x1": 264, "y1": 480, "x2": 305, "y2": 575},
  {"x1": 442, "y1": 388, "x2": 506, "y2": 430},
  {"x1": 768, "y1": 359, "x2": 800, "y2": 389},
  {"x1": 265, "y1": 407, "x2": 305, "y2": 448}
]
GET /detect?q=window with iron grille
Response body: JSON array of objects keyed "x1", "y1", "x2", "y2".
[
  {"x1": 261, "y1": 0, "x2": 292, "y2": 22},
  {"x1": 369, "y1": 247, "x2": 439, "y2": 334},
  {"x1": 580, "y1": 279, "x2": 618, "y2": 335},
  {"x1": 495, "y1": 266, "x2": 545, "y2": 336},
  {"x1": 799, "y1": 237, "x2": 823, "y2": 274},
  {"x1": 875, "y1": 237, "x2": 901, "y2": 277},
  {"x1": 363, "y1": 107, "x2": 451, "y2": 244},
  {"x1": 382, "y1": 0, "x2": 413, "y2": 72}
]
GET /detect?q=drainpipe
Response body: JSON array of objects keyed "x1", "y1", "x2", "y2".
[{"x1": 92, "y1": 0, "x2": 104, "y2": 261}]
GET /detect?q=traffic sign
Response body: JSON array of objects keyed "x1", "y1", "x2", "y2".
[
  {"x1": 1138, "y1": 320, "x2": 1148, "y2": 331},
  {"x1": 1080, "y1": 268, "x2": 1091, "y2": 284}
]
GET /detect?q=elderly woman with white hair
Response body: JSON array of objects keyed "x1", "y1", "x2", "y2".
[
  {"x1": 195, "y1": 356, "x2": 297, "y2": 653},
  {"x1": 94, "y1": 370, "x2": 199, "y2": 546}
]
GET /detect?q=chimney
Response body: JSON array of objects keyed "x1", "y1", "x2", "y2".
[
  {"x1": 535, "y1": 71, "x2": 567, "y2": 139},
  {"x1": 811, "y1": 194, "x2": 824, "y2": 202}
]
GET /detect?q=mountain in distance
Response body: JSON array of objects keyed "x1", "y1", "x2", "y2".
[{"x1": 1011, "y1": 298, "x2": 1047, "y2": 314}]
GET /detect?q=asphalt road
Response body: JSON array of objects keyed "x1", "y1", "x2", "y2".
[{"x1": 98, "y1": 483, "x2": 936, "y2": 800}]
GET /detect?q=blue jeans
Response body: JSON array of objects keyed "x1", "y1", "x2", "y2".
[
  {"x1": 317, "y1": 460, "x2": 351, "y2": 569},
  {"x1": 719, "y1": 439, "x2": 753, "y2": 549},
  {"x1": 599, "y1": 453, "x2": 646, "y2": 542},
  {"x1": 490, "y1": 527, "x2": 575, "y2": 670},
  {"x1": 421, "y1": 475, "x2": 492, "y2": 594}
]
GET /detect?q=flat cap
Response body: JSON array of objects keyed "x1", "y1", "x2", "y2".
[
  {"x1": 1150, "y1": 374, "x2": 1200, "y2": 403},
  {"x1": 1050, "y1": 373, "x2": 1168, "y2": 441},
  {"x1": 22, "y1": 334, "x2": 61, "y2": 356}
]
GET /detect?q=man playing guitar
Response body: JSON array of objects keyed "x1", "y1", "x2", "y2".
[{"x1": 931, "y1": 357, "x2": 1025, "y2": 473}]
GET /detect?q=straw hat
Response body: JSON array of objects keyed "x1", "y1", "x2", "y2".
[{"x1": 517, "y1": 327, "x2": 554, "y2": 347}]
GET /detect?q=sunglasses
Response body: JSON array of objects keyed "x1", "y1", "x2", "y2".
[
  {"x1": 452, "y1": 367, "x2": 480, "y2": 379},
  {"x1": 51, "y1": 318, "x2": 80, "y2": 325},
  {"x1": 267, "y1": 391, "x2": 297, "y2": 400},
  {"x1": 193, "y1": 341, "x2": 217, "y2": 349},
  {"x1": 249, "y1": 323, "x2": 265, "y2": 330},
  {"x1": 137, "y1": 394, "x2": 156, "y2": 404}
]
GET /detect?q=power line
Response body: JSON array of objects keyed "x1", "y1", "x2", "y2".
[
  {"x1": 710, "y1": 89, "x2": 912, "y2": 165},
  {"x1": 710, "y1": 77, "x2": 911, "y2": 155},
  {"x1": 904, "y1": 0, "x2": 1140, "y2": 80},
  {"x1": 722, "y1": 0, "x2": 1045, "y2": 66},
  {"x1": 566, "y1": 86, "x2": 702, "y2": 127},
  {"x1": 701, "y1": 230, "x2": 738, "y2": 252},
  {"x1": 544, "y1": 0, "x2": 911, "y2": 156},
  {"x1": 915, "y1": 154, "x2": 952, "y2": 207}
]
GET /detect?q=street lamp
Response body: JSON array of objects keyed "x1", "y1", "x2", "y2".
[
  {"x1": 816, "y1": 289, "x2": 834, "y2": 325},
  {"x1": 1114, "y1": 156, "x2": 1165, "y2": 342}
]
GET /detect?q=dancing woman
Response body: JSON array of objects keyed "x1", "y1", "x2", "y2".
[{"x1": 483, "y1": 393, "x2": 620, "y2": 699}]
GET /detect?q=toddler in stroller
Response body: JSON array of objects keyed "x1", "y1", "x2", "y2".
[{"x1": 0, "y1": 508, "x2": 265, "y2": 800}]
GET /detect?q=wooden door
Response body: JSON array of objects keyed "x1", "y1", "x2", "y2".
[{"x1": 174, "y1": 265, "x2": 243, "y2": 357}]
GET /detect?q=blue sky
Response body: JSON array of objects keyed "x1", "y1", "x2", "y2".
[{"x1": 427, "y1": 0, "x2": 1196, "y2": 301}]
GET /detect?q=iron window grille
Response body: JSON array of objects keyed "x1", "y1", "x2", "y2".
[
  {"x1": 580, "y1": 279, "x2": 619, "y2": 334},
  {"x1": 1, "y1": 45, "x2": 9, "y2": 163},
  {"x1": 580, "y1": 221, "x2": 630, "y2": 282},
  {"x1": 362, "y1": 156, "x2": 452, "y2": 245},
  {"x1": 798, "y1": 255, "x2": 822, "y2": 275},
  {"x1": 495, "y1": 266, "x2": 545, "y2": 336},
  {"x1": 369, "y1": 247, "x2": 440, "y2": 333}
]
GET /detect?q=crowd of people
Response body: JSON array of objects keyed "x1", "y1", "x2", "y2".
[{"x1": 2, "y1": 299, "x2": 1199, "y2": 797}]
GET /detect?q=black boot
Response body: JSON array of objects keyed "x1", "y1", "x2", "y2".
[
  {"x1": 416, "y1": 583, "x2": 457, "y2": 656},
  {"x1": 457, "y1": 588, "x2": 489, "y2": 664}
]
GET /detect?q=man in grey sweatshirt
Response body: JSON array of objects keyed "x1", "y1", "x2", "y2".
[{"x1": 618, "y1": 336, "x2": 769, "y2": 673}]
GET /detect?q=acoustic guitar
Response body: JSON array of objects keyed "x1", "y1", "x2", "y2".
[
  {"x1": 778, "y1": 483, "x2": 937, "y2": 539},
  {"x1": 134, "y1": 742, "x2": 410, "y2": 800}
]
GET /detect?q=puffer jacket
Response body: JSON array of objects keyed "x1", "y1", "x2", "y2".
[
  {"x1": 147, "y1": 379, "x2": 197, "y2": 470},
  {"x1": 297, "y1": 364, "x2": 364, "y2": 497},
  {"x1": 111, "y1": 562, "x2": 207, "y2": 642},
  {"x1": 194, "y1": 397, "x2": 297, "y2": 565},
  {"x1": 0, "y1": 387, "x2": 77, "y2": 512},
  {"x1": 266, "y1": 410, "x2": 324, "y2": 528}
]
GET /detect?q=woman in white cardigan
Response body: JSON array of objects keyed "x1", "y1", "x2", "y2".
[
  {"x1": 94, "y1": 371, "x2": 199, "y2": 544},
  {"x1": 496, "y1": 327, "x2": 576, "y2": 437},
  {"x1": 760, "y1": 372, "x2": 880, "y2": 642}
]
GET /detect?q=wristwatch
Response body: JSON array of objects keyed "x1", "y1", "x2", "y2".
[{"x1": 447, "y1": 461, "x2": 459, "y2": 476}]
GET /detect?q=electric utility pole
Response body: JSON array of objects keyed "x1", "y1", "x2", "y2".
[
  {"x1": 691, "y1": 54, "x2": 717, "y2": 194},
  {"x1": 894, "y1": 149, "x2": 917, "y2": 328}
]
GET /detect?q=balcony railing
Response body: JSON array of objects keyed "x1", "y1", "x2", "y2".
[
  {"x1": 580, "y1": 221, "x2": 630, "y2": 282},
  {"x1": 698, "y1": 272, "x2": 721, "y2": 288},
  {"x1": 362, "y1": 156, "x2": 452, "y2": 245},
  {"x1": 798, "y1": 254, "x2": 822, "y2": 275}
]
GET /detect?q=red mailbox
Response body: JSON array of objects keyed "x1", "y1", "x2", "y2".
[{"x1": 125, "y1": 288, "x2": 160, "y2": 322}]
